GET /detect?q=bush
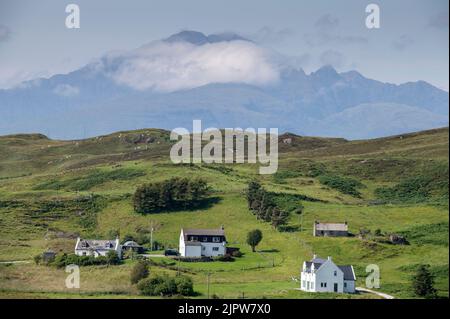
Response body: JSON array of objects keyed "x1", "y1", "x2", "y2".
[
  {"x1": 51, "y1": 253, "x2": 121, "y2": 268},
  {"x1": 106, "y1": 251, "x2": 121, "y2": 265},
  {"x1": 215, "y1": 254, "x2": 235, "y2": 262},
  {"x1": 174, "y1": 275, "x2": 194, "y2": 296},
  {"x1": 412, "y1": 264, "x2": 437, "y2": 298},
  {"x1": 231, "y1": 250, "x2": 242, "y2": 258},
  {"x1": 137, "y1": 274, "x2": 194, "y2": 296},
  {"x1": 33, "y1": 254, "x2": 42, "y2": 265},
  {"x1": 130, "y1": 260, "x2": 150, "y2": 284},
  {"x1": 318, "y1": 175, "x2": 363, "y2": 197}
]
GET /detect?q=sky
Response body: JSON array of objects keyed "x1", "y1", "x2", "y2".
[{"x1": 0, "y1": 0, "x2": 448, "y2": 90}]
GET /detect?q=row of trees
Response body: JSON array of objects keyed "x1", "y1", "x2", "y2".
[
  {"x1": 133, "y1": 177, "x2": 209, "y2": 214},
  {"x1": 246, "y1": 181, "x2": 290, "y2": 230}
]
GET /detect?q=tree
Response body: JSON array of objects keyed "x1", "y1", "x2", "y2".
[
  {"x1": 271, "y1": 208, "x2": 289, "y2": 230},
  {"x1": 247, "y1": 229, "x2": 263, "y2": 252},
  {"x1": 246, "y1": 180, "x2": 262, "y2": 208},
  {"x1": 106, "y1": 251, "x2": 121, "y2": 265},
  {"x1": 412, "y1": 264, "x2": 437, "y2": 298},
  {"x1": 130, "y1": 260, "x2": 150, "y2": 284},
  {"x1": 134, "y1": 178, "x2": 209, "y2": 214}
]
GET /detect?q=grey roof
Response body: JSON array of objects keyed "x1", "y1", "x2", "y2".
[
  {"x1": 183, "y1": 228, "x2": 225, "y2": 236},
  {"x1": 182, "y1": 228, "x2": 226, "y2": 241},
  {"x1": 338, "y1": 265, "x2": 356, "y2": 281},
  {"x1": 123, "y1": 241, "x2": 141, "y2": 247},
  {"x1": 303, "y1": 256, "x2": 356, "y2": 281},
  {"x1": 305, "y1": 261, "x2": 323, "y2": 272},
  {"x1": 75, "y1": 239, "x2": 117, "y2": 251},
  {"x1": 315, "y1": 222, "x2": 348, "y2": 231}
]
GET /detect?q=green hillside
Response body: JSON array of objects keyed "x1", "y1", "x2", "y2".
[{"x1": 0, "y1": 127, "x2": 448, "y2": 299}]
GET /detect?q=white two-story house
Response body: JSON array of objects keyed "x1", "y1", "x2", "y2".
[
  {"x1": 179, "y1": 227, "x2": 227, "y2": 257},
  {"x1": 75, "y1": 237, "x2": 122, "y2": 258},
  {"x1": 300, "y1": 255, "x2": 356, "y2": 293}
]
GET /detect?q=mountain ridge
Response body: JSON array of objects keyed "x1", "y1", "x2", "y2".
[{"x1": 0, "y1": 31, "x2": 448, "y2": 140}]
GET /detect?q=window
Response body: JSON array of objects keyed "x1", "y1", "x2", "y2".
[
  {"x1": 311, "y1": 282, "x2": 314, "y2": 290},
  {"x1": 212, "y1": 237, "x2": 221, "y2": 243},
  {"x1": 302, "y1": 280, "x2": 306, "y2": 287},
  {"x1": 213, "y1": 247, "x2": 219, "y2": 251},
  {"x1": 321, "y1": 282, "x2": 327, "y2": 288},
  {"x1": 190, "y1": 236, "x2": 198, "y2": 241},
  {"x1": 202, "y1": 237, "x2": 208, "y2": 242},
  {"x1": 344, "y1": 282, "x2": 347, "y2": 288},
  {"x1": 334, "y1": 271, "x2": 337, "y2": 276}
]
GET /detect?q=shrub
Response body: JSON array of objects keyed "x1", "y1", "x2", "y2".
[
  {"x1": 33, "y1": 254, "x2": 42, "y2": 265},
  {"x1": 231, "y1": 250, "x2": 242, "y2": 258},
  {"x1": 130, "y1": 260, "x2": 150, "y2": 284},
  {"x1": 215, "y1": 254, "x2": 235, "y2": 262},
  {"x1": 51, "y1": 253, "x2": 121, "y2": 268},
  {"x1": 174, "y1": 275, "x2": 194, "y2": 296},
  {"x1": 318, "y1": 175, "x2": 363, "y2": 197},
  {"x1": 106, "y1": 251, "x2": 121, "y2": 265},
  {"x1": 137, "y1": 274, "x2": 194, "y2": 296},
  {"x1": 412, "y1": 265, "x2": 437, "y2": 298}
]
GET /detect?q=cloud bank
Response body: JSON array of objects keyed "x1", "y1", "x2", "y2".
[{"x1": 103, "y1": 40, "x2": 280, "y2": 92}]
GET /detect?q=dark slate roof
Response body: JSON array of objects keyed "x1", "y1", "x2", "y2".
[
  {"x1": 182, "y1": 228, "x2": 226, "y2": 241},
  {"x1": 122, "y1": 241, "x2": 141, "y2": 247},
  {"x1": 338, "y1": 265, "x2": 356, "y2": 281},
  {"x1": 305, "y1": 261, "x2": 323, "y2": 272},
  {"x1": 303, "y1": 256, "x2": 356, "y2": 281},
  {"x1": 183, "y1": 228, "x2": 225, "y2": 236}
]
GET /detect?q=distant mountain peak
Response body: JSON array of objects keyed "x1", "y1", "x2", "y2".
[
  {"x1": 313, "y1": 65, "x2": 339, "y2": 77},
  {"x1": 164, "y1": 30, "x2": 250, "y2": 45}
]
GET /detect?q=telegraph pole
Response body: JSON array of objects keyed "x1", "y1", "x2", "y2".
[{"x1": 150, "y1": 221, "x2": 154, "y2": 251}]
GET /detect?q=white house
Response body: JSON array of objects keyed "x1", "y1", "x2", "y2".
[
  {"x1": 300, "y1": 255, "x2": 356, "y2": 293},
  {"x1": 179, "y1": 227, "x2": 226, "y2": 257},
  {"x1": 74, "y1": 237, "x2": 122, "y2": 258}
]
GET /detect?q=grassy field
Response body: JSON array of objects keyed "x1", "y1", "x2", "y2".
[{"x1": 0, "y1": 127, "x2": 448, "y2": 299}]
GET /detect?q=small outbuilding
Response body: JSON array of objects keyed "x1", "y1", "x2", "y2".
[
  {"x1": 122, "y1": 241, "x2": 144, "y2": 253},
  {"x1": 313, "y1": 221, "x2": 349, "y2": 237}
]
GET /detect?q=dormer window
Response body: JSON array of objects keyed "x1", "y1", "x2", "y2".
[{"x1": 212, "y1": 237, "x2": 221, "y2": 243}]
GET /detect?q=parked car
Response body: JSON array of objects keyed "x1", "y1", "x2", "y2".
[{"x1": 164, "y1": 249, "x2": 179, "y2": 256}]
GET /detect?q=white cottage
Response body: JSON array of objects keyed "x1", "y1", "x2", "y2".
[
  {"x1": 179, "y1": 227, "x2": 226, "y2": 257},
  {"x1": 300, "y1": 255, "x2": 356, "y2": 293},
  {"x1": 74, "y1": 237, "x2": 122, "y2": 258}
]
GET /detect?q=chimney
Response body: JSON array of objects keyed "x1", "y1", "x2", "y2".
[
  {"x1": 327, "y1": 256, "x2": 332, "y2": 261},
  {"x1": 220, "y1": 225, "x2": 224, "y2": 230},
  {"x1": 313, "y1": 254, "x2": 317, "y2": 260}
]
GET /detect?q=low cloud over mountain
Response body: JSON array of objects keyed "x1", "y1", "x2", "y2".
[{"x1": 0, "y1": 31, "x2": 448, "y2": 140}]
